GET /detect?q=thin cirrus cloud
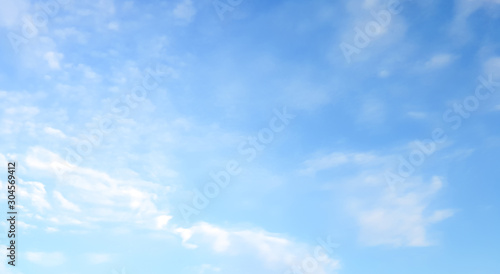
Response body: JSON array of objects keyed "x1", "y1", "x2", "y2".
[
  {"x1": 300, "y1": 151, "x2": 454, "y2": 247},
  {"x1": 299, "y1": 152, "x2": 378, "y2": 175},
  {"x1": 85, "y1": 253, "x2": 113, "y2": 264},
  {"x1": 353, "y1": 177, "x2": 455, "y2": 247},
  {"x1": 25, "y1": 251, "x2": 65, "y2": 267},
  {"x1": 53, "y1": 190, "x2": 81, "y2": 212},
  {"x1": 424, "y1": 54, "x2": 457, "y2": 69},
  {"x1": 173, "y1": 0, "x2": 196, "y2": 22}
]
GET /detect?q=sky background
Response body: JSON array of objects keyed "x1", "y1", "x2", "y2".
[{"x1": 0, "y1": 0, "x2": 500, "y2": 273}]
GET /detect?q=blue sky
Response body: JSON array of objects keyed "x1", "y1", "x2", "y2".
[{"x1": 0, "y1": 0, "x2": 500, "y2": 273}]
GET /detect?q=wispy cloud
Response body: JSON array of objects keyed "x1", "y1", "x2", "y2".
[
  {"x1": 85, "y1": 253, "x2": 113, "y2": 264},
  {"x1": 424, "y1": 54, "x2": 457, "y2": 69},
  {"x1": 53, "y1": 191, "x2": 81, "y2": 212},
  {"x1": 175, "y1": 222, "x2": 340, "y2": 271},
  {"x1": 299, "y1": 152, "x2": 378, "y2": 175},
  {"x1": 352, "y1": 177, "x2": 454, "y2": 247},
  {"x1": 173, "y1": 0, "x2": 196, "y2": 23},
  {"x1": 25, "y1": 251, "x2": 65, "y2": 267}
]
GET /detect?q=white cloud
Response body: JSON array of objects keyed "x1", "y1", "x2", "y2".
[
  {"x1": 362, "y1": 0, "x2": 381, "y2": 9},
  {"x1": 43, "y1": 126, "x2": 66, "y2": 138},
  {"x1": 53, "y1": 191, "x2": 81, "y2": 212},
  {"x1": 75, "y1": 63, "x2": 99, "y2": 80},
  {"x1": 45, "y1": 227, "x2": 59, "y2": 233},
  {"x1": 451, "y1": 0, "x2": 500, "y2": 38},
  {"x1": 44, "y1": 51, "x2": 64, "y2": 70},
  {"x1": 304, "y1": 149, "x2": 454, "y2": 247},
  {"x1": 53, "y1": 27, "x2": 87, "y2": 43},
  {"x1": 5, "y1": 106, "x2": 39, "y2": 116},
  {"x1": 155, "y1": 215, "x2": 172, "y2": 230},
  {"x1": 85, "y1": 253, "x2": 112, "y2": 264},
  {"x1": 424, "y1": 54, "x2": 456, "y2": 69},
  {"x1": 378, "y1": 70, "x2": 390, "y2": 78},
  {"x1": 176, "y1": 223, "x2": 230, "y2": 252},
  {"x1": 280, "y1": 77, "x2": 332, "y2": 111},
  {"x1": 173, "y1": 0, "x2": 196, "y2": 22},
  {"x1": 107, "y1": 21, "x2": 120, "y2": 31},
  {"x1": 0, "y1": 0, "x2": 30, "y2": 28},
  {"x1": 25, "y1": 251, "x2": 65, "y2": 267},
  {"x1": 18, "y1": 221, "x2": 36, "y2": 229},
  {"x1": 337, "y1": 0, "x2": 409, "y2": 64},
  {"x1": 48, "y1": 216, "x2": 83, "y2": 226},
  {"x1": 483, "y1": 57, "x2": 500, "y2": 77},
  {"x1": 441, "y1": 148, "x2": 475, "y2": 160},
  {"x1": 358, "y1": 98, "x2": 386, "y2": 125},
  {"x1": 18, "y1": 180, "x2": 51, "y2": 212},
  {"x1": 407, "y1": 111, "x2": 427, "y2": 119},
  {"x1": 455, "y1": 0, "x2": 500, "y2": 19},
  {"x1": 24, "y1": 146, "x2": 172, "y2": 229},
  {"x1": 175, "y1": 222, "x2": 340, "y2": 271},
  {"x1": 299, "y1": 152, "x2": 377, "y2": 175},
  {"x1": 196, "y1": 264, "x2": 221, "y2": 274},
  {"x1": 427, "y1": 209, "x2": 455, "y2": 223},
  {"x1": 353, "y1": 177, "x2": 454, "y2": 247}
]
